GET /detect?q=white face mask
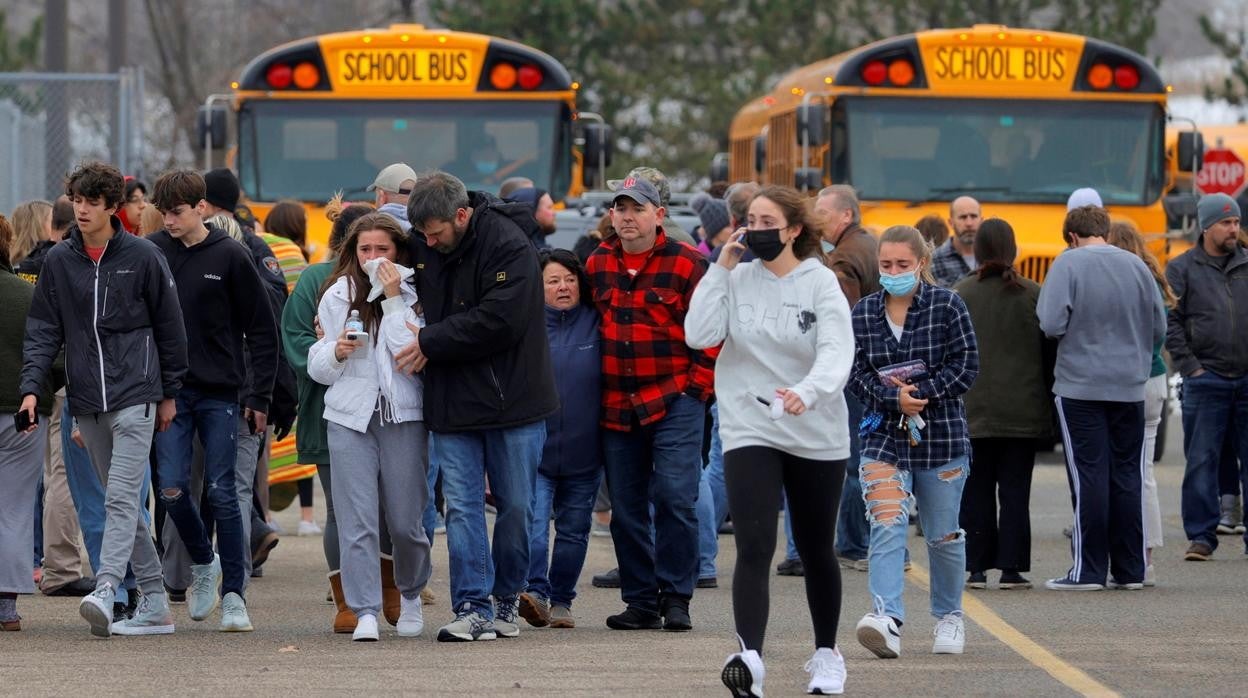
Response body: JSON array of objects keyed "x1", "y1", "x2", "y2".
[{"x1": 821, "y1": 240, "x2": 836, "y2": 253}]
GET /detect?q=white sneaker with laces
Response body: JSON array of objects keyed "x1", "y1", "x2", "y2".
[
  {"x1": 855, "y1": 612, "x2": 901, "y2": 659},
  {"x1": 804, "y1": 646, "x2": 846, "y2": 695},
  {"x1": 397, "y1": 595, "x2": 424, "y2": 637},
  {"x1": 353, "y1": 613, "x2": 379, "y2": 642},
  {"x1": 932, "y1": 612, "x2": 965, "y2": 654},
  {"x1": 219, "y1": 592, "x2": 253, "y2": 632},
  {"x1": 721, "y1": 641, "x2": 764, "y2": 697}
]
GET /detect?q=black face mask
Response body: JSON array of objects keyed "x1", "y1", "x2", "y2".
[{"x1": 745, "y1": 228, "x2": 786, "y2": 262}]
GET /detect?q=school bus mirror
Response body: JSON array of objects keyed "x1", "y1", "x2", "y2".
[
  {"x1": 1177, "y1": 132, "x2": 1204, "y2": 173},
  {"x1": 710, "y1": 153, "x2": 729, "y2": 182},
  {"x1": 582, "y1": 123, "x2": 613, "y2": 188},
  {"x1": 1163, "y1": 193, "x2": 1200, "y2": 238},
  {"x1": 197, "y1": 105, "x2": 227, "y2": 150},
  {"x1": 796, "y1": 103, "x2": 828, "y2": 147},
  {"x1": 795, "y1": 167, "x2": 823, "y2": 192}
]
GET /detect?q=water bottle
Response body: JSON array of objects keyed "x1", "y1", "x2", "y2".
[{"x1": 345, "y1": 309, "x2": 364, "y2": 334}]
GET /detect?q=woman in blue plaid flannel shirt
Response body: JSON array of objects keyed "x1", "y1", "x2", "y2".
[{"x1": 847, "y1": 225, "x2": 979, "y2": 660}]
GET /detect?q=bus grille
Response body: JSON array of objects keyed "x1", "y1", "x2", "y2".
[
  {"x1": 731, "y1": 139, "x2": 753, "y2": 181},
  {"x1": 1018, "y1": 256, "x2": 1054, "y2": 283}
]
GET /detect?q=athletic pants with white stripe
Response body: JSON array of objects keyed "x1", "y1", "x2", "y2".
[{"x1": 1055, "y1": 397, "x2": 1146, "y2": 585}]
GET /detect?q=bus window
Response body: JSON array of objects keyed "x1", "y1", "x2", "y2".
[{"x1": 283, "y1": 119, "x2": 339, "y2": 160}]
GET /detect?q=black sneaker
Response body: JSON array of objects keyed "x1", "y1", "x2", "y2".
[
  {"x1": 592, "y1": 567, "x2": 621, "y2": 588},
  {"x1": 112, "y1": 593, "x2": 139, "y2": 623},
  {"x1": 966, "y1": 571, "x2": 987, "y2": 589},
  {"x1": 605, "y1": 606, "x2": 662, "y2": 630},
  {"x1": 998, "y1": 570, "x2": 1033, "y2": 590},
  {"x1": 164, "y1": 585, "x2": 187, "y2": 604},
  {"x1": 661, "y1": 597, "x2": 692, "y2": 632},
  {"x1": 696, "y1": 576, "x2": 718, "y2": 589},
  {"x1": 776, "y1": 558, "x2": 804, "y2": 576},
  {"x1": 45, "y1": 577, "x2": 96, "y2": 597}
]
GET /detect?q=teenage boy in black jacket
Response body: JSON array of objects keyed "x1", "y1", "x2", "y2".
[
  {"x1": 147, "y1": 169, "x2": 278, "y2": 633},
  {"x1": 20, "y1": 161, "x2": 188, "y2": 638}
]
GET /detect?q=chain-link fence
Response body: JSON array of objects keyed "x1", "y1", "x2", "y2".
[{"x1": 0, "y1": 69, "x2": 144, "y2": 214}]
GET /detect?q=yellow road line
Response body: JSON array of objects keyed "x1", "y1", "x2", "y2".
[{"x1": 908, "y1": 564, "x2": 1120, "y2": 698}]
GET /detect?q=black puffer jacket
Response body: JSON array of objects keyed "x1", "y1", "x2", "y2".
[
  {"x1": 408, "y1": 191, "x2": 559, "y2": 432},
  {"x1": 1165, "y1": 237, "x2": 1248, "y2": 378},
  {"x1": 21, "y1": 218, "x2": 188, "y2": 416}
]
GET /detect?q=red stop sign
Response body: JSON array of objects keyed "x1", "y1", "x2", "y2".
[{"x1": 1196, "y1": 148, "x2": 1247, "y2": 196}]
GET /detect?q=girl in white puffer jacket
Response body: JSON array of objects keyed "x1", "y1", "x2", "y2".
[{"x1": 307, "y1": 212, "x2": 431, "y2": 642}]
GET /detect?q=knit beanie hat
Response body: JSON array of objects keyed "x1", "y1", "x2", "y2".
[
  {"x1": 1066, "y1": 188, "x2": 1103, "y2": 211},
  {"x1": 690, "y1": 193, "x2": 730, "y2": 238},
  {"x1": 1197, "y1": 193, "x2": 1241, "y2": 232},
  {"x1": 204, "y1": 168, "x2": 241, "y2": 212}
]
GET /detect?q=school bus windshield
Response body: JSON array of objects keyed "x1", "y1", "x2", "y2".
[
  {"x1": 838, "y1": 97, "x2": 1165, "y2": 205},
  {"x1": 236, "y1": 100, "x2": 569, "y2": 202}
]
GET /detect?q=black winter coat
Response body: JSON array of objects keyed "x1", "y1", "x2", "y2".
[
  {"x1": 409, "y1": 191, "x2": 559, "y2": 432},
  {"x1": 21, "y1": 218, "x2": 188, "y2": 416}
]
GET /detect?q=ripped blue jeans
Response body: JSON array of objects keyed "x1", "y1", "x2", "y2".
[{"x1": 861, "y1": 455, "x2": 968, "y2": 623}]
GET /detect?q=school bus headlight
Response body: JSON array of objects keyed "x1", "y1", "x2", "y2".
[
  {"x1": 293, "y1": 62, "x2": 320, "y2": 89},
  {"x1": 888, "y1": 59, "x2": 915, "y2": 86},
  {"x1": 490, "y1": 62, "x2": 517, "y2": 90},
  {"x1": 1087, "y1": 63, "x2": 1113, "y2": 90},
  {"x1": 266, "y1": 63, "x2": 293, "y2": 89},
  {"x1": 1114, "y1": 65, "x2": 1140, "y2": 90}
]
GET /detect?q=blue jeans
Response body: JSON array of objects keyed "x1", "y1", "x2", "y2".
[
  {"x1": 34, "y1": 474, "x2": 43, "y2": 568},
  {"x1": 154, "y1": 388, "x2": 247, "y2": 598},
  {"x1": 61, "y1": 399, "x2": 143, "y2": 602},
  {"x1": 862, "y1": 456, "x2": 968, "y2": 622},
  {"x1": 697, "y1": 402, "x2": 727, "y2": 579},
  {"x1": 835, "y1": 392, "x2": 869, "y2": 560},
  {"x1": 433, "y1": 421, "x2": 545, "y2": 618},
  {"x1": 422, "y1": 457, "x2": 441, "y2": 541},
  {"x1": 603, "y1": 394, "x2": 705, "y2": 613},
  {"x1": 1181, "y1": 372, "x2": 1248, "y2": 549},
  {"x1": 526, "y1": 470, "x2": 602, "y2": 607}
]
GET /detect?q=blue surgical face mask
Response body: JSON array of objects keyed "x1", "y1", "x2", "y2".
[
  {"x1": 474, "y1": 160, "x2": 498, "y2": 175},
  {"x1": 879, "y1": 270, "x2": 918, "y2": 296},
  {"x1": 821, "y1": 240, "x2": 836, "y2": 253}
]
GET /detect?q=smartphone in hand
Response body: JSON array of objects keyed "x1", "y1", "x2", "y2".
[{"x1": 13, "y1": 409, "x2": 36, "y2": 433}]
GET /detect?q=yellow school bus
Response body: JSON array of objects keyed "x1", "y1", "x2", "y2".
[
  {"x1": 726, "y1": 25, "x2": 1174, "y2": 281},
  {"x1": 203, "y1": 24, "x2": 602, "y2": 260}
]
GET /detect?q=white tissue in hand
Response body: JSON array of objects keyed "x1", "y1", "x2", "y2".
[
  {"x1": 362, "y1": 257, "x2": 415, "y2": 302},
  {"x1": 770, "y1": 397, "x2": 784, "y2": 421}
]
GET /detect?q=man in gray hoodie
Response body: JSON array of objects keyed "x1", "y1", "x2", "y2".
[{"x1": 1036, "y1": 204, "x2": 1165, "y2": 591}]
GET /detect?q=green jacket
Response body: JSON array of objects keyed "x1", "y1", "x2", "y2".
[
  {"x1": 1, "y1": 266, "x2": 62, "y2": 415},
  {"x1": 954, "y1": 273, "x2": 1053, "y2": 439},
  {"x1": 281, "y1": 262, "x2": 332, "y2": 464}
]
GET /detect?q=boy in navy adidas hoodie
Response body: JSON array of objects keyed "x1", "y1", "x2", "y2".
[{"x1": 147, "y1": 170, "x2": 278, "y2": 633}]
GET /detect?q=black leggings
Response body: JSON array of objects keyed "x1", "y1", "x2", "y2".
[{"x1": 724, "y1": 446, "x2": 845, "y2": 653}]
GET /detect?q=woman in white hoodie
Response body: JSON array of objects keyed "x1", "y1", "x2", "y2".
[
  {"x1": 686, "y1": 186, "x2": 855, "y2": 697},
  {"x1": 308, "y1": 213, "x2": 431, "y2": 642}
]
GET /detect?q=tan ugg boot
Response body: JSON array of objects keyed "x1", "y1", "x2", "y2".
[
  {"x1": 328, "y1": 571, "x2": 356, "y2": 634},
  {"x1": 380, "y1": 555, "x2": 400, "y2": 626}
]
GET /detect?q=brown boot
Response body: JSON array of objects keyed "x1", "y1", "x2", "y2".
[
  {"x1": 380, "y1": 555, "x2": 400, "y2": 626},
  {"x1": 420, "y1": 587, "x2": 436, "y2": 605},
  {"x1": 328, "y1": 571, "x2": 356, "y2": 634}
]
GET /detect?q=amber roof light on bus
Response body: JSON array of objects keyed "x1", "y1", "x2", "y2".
[
  {"x1": 490, "y1": 62, "x2": 518, "y2": 90},
  {"x1": 1087, "y1": 63, "x2": 1113, "y2": 90},
  {"x1": 888, "y1": 59, "x2": 915, "y2": 86},
  {"x1": 293, "y1": 62, "x2": 320, "y2": 89}
]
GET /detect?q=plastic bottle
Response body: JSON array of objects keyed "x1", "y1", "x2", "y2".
[{"x1": 345, "y1": 309, "x2": 364, "y2": 334}]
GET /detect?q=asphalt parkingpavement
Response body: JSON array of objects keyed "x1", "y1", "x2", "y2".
[{"x1": 2, "y1": 410, "x2": 1246, "y2": 697}]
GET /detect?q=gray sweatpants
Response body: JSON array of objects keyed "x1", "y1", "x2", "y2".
[
  {"x1": 76, "y1": 404, "x2": 164, "y2": 595},
  {"x1": 0, "y1": 423, "x2": 46, "y2": 593},
  {"x1": 328, "y1": 414, "x2": 431, "y2": 617},
  {"x1": 162, "y1": 413, "x2": 260, "y2": 589}
]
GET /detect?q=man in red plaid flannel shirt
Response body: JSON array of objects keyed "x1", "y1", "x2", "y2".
[{"x1": 585, "y1": 176, "x2": 716, "y2": 632}]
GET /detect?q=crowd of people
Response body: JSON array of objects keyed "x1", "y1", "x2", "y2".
[{"x1": 1, "y1": 158, "x2": 1246, "y2": 697}]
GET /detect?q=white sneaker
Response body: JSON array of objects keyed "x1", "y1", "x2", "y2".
[
  {"x1": 297, "y1": 520, "x2": 323, "y2": 536},
  {"x1": 397, "y1": 595, "x2": 424, "y2": 637},
  {"x1": 721, "y1": 645, "x2": 765, "y2": 697},
  {"x1": 353, "y1": 613, "x2": 379, "y2": 642},
  {"x1": 1143, "y1": 564, "x2": 1156, "y2": 587},
  {"x1": 219, "y1": 592, "x2": 253, "y2": 632},
  {"x1": 855, "y1": 613, "x2": 901, "y2": 659},
  {"x1": 932, "y1": 612, "x2": 965, "y2": 654},
  {"x1": 804, "y1": 646, "x2": 846, "y2": 695},
  {"x1": 188, "y1": 553, "x2": 222, "y2": 621}
]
